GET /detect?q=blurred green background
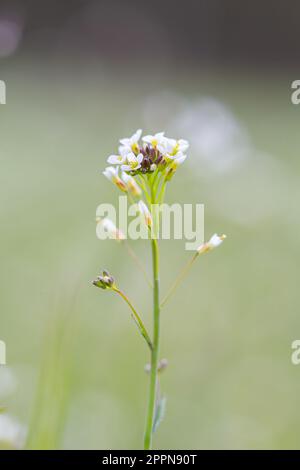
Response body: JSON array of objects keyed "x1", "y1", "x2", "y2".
[{"x1": 1, "y1": 0, "x2": 300, "y2": 450}]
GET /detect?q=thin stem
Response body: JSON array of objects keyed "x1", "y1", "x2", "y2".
[
  {"x1": 158, "y1": 179, "x2": 167, "y2": 204},
  {"x1": 144, "y1": 238, "x2": 160, "y2": 449},
  {"x1": 123, "y1": 240, "x2": 152, "y2": 288},
  {"x1": 144, "y1": 179, "x2": 160, "y2": 449},
  {"x1": 153, "y1": 171, "x2": 163, "y2": 195},
  {"x1": 161, "y1": 252, "x2": 199, "y2": 308},
  {"x1": 137, "y1": 175, "x2": 151, "y2": 204},
  {"x1": 112, "y1": 287, "x2": 153, "y2": 351}
]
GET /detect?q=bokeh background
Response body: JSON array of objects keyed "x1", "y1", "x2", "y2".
[{"x1": 1, "y1": 0, "x2": 300, "y2": 450}]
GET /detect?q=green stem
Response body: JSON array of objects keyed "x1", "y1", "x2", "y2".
[
  {"x1": 113, "y1": 287, "x2": 153, "y2": 351},
  {"x1": 158, "y1": 179, "x2": 167, "y2": 204},
  {"x1": 144, "y1": 236, "x2": 160, "y2": 449}
]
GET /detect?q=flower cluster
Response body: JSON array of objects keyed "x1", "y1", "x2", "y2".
[{"x1": 104, "y1": 130, "x2": 189, "y2": 183}]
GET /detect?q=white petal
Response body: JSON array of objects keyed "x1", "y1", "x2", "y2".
[
  {"x1": 138, "y1": 200, "x2": 152, "y2": 226},
  {"x1": 132, "y1": 129, "x2": 142, "y2": 141},
  {"x1": 107, "y1": 154, "x2": 123, "y2": 164},
  {"x1": 119, "y1": 145, "x2": 132, "y2": 157},
  {"x1": 165, "y1": 138, "x2": 177, "y2": 153},
  {"x1": 157, "y1": 143, "x2": 167, "y2": 154},
  {"x1": 155, "y1": 132, "x2": 165, "y2": 139},
  {"x1": 208, "y1": 234, "x2": 224, "y2": 247},
  {"x1": 137, "y1": 153, "x2": 144, "y2": 164},
  {"x1": 178, "y1": 139, "x2": 189, "y2": 152},
  {"x1": 121, "y1": 164, "x2": 132, "y2": 172},
  {"x1": 175, "y1": 154, "x2": 187, "y2": 165},
  {"x1": 103, "y1": 166, "x2": 118, "y2": 181},
  {"x1": 127, "y1": 152, "x2": 137, "y2": 163},
  {"x1": 119, "y1": 137, "x2": 130, "y2": 146},
  {"x1": 121, "y1": 171, "x2": 131, "y2": 183},
  {"x1": 138, "y1": 200, "x2": 148, "y2": 215},
  {"x1": 142, "y1": 135, "x2": 153, "y2": 144}
]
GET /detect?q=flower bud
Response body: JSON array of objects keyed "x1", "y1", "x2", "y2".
[
  {"x1": 92, "y1": 270, "x2": 115, "y2": 289},
  {"x1": 197, "y1": 234, "x2": 226, "y2": 254},
  {"x1": 138, "y1": 200, "x2": 152, "y2": 227},
  {"x1": 121, "y1": 172, "x2": 142, "y2": 196},
  {"x1": 97, "y1": 218, "x2": 125, "y2": 241},
  {"x1": 103, "y1": 166, "x2": 127, "y2": 192}
]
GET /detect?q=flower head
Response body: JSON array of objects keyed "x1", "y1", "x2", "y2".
[
  {"x1": 197, "y1": 233, "x2": 226, "y2": 254},
  {"x1": 92, "y1": 270, "x2": 115, "y2": 290},
  {"x1": 103, "y1": 130, "x2": 189, "y2": 178}
]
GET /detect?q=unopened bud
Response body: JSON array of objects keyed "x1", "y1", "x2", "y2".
[
  {"x1": 97, "y1": 218, "x2": 125, "y2": 241},
  {"x1": 138, "y1": 200, "x2": 152, "y2": 227},
  {"x1": 92, "y1": 270, "x2": 115, "y2": 290},
  {"x1": 103, "y1": 166, "x2": 127, "y2": 192},
  {"x1": 197, "y1": 234, "x2": 226, "y2": 254},
  {"x1": 122, "y1": 172, "x2": 142, "y2": 196}
]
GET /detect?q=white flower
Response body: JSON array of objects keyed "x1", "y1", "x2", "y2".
[
  {"x1": 103, "y1": 166, "x2": 127, "y2": 192},
  {"x1": 177, "y1": 139, "x2": 189, "y2": 153},
  {"x1": 197, "y1": 233, "x2": 226, "y2": 254},
  {"x1": 0, "y1": 414, "x2": 26, "y2": 449},
  {"x1": 138, "y1": 200, "x2": 152, "y2": 227},
  {"x1": 157, "y1": 137, "x2": 176, "y2": 155},
  {"x1": 98, "y1": 218, "x2": 125, "y2": 240},
  {"x1": 119, "y1": 129, "x2": 142, "y2": 154},
  {"x1": 107, "y1": 154, "x2": 126, "y2": 165},
  {"x1": 158, "y1": 137, "x2": 189, "y2": 159},
  {"x1": 173, "y1": 152, "x2": 187, "y2": 166},
  {"x1": 103, "y1": 165, "x2": 118, "y2": 181},
  {"x1": 122, "y1": 172, "x2": 142, "y2": 196},
  {"x1": 142, "y1": 132, "x2": 165, "y2": 148},
  {"x1": 121, "y1": 152, "x2": 143, "y2": 172}
]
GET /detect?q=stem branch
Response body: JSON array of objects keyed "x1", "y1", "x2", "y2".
[{"x1": 113, "y1": 287, "x2": 153, "y2": 351}]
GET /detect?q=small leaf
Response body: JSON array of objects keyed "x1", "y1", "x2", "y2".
[{"x1": 153, "y1": 396, "x2": 167, "y2": 433}]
